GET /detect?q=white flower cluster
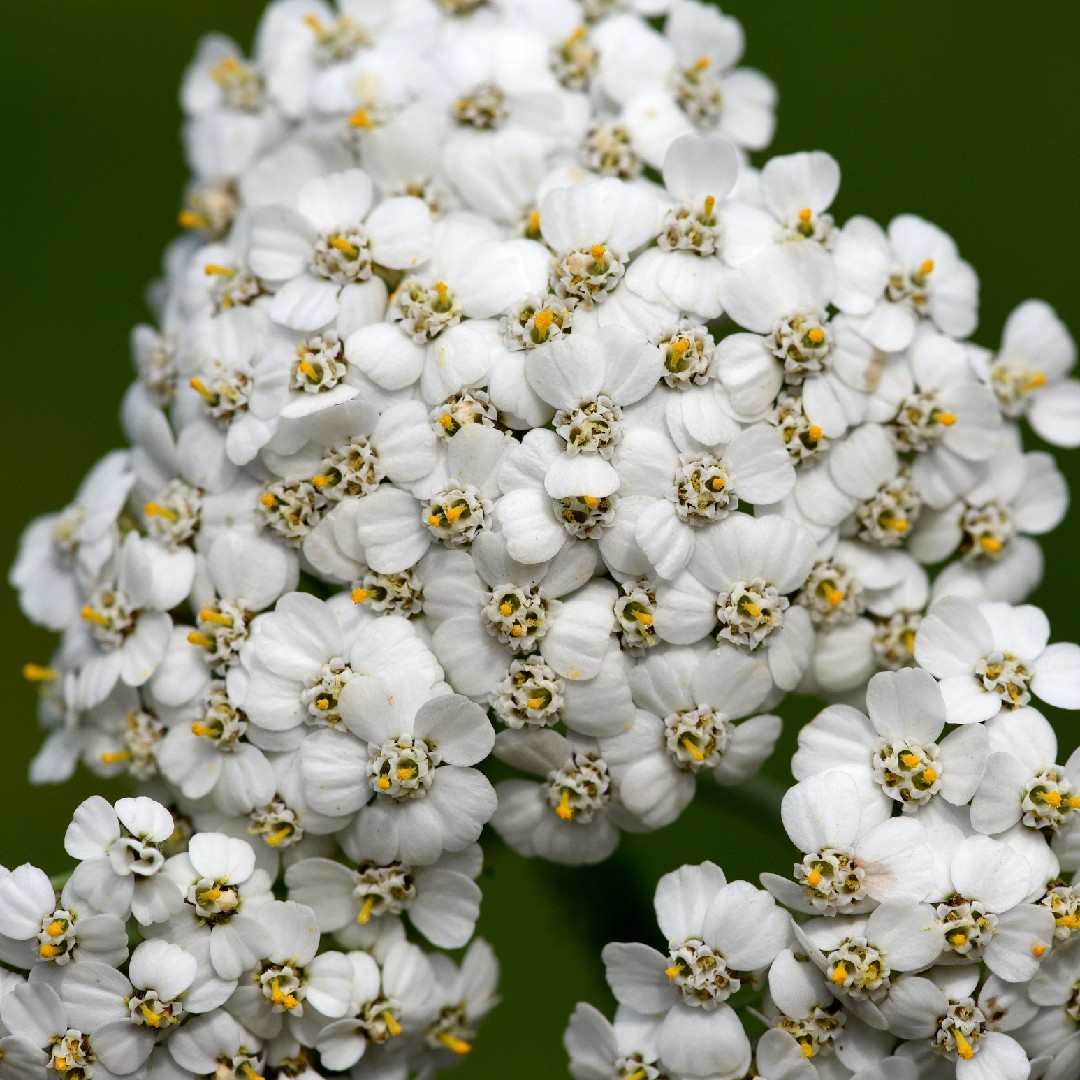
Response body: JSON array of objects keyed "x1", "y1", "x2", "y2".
[{"x1": 4, "y1": 0, "x2": 1079, "y2": 1078}]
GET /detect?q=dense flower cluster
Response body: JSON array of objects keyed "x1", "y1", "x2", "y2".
[{"x1": 4, "y1": 1, "x2": 1079, "y2": 1078}]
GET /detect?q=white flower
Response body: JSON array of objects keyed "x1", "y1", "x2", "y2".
[
  {"x1": 914, "y1": 598, "x2": 1080, "y2": 724},
  {"x1": 564, "y1": 1002, "x2": 670, "y2": 1080},
  {"x1": 419, "y1": 937, "x2": 500, "y2": 1064},
  {"x1": 168, "y1": 1010, "x2": 266, "y2": 1080}
]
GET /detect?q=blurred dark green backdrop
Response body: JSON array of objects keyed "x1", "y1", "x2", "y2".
[{"x1": 1, "y1": 4, "x2": 1077, "y2": 1077}]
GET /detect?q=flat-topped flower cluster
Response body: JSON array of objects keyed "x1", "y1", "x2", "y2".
[{"x1": 4, "y1": 0, "x2": 1079, "y2": 1077}]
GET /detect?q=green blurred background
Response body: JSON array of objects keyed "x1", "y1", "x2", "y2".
[{"x1": 1, "y1": 3, "x2": 1077, "y2": 1076}]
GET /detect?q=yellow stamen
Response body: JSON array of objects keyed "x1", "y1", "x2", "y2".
[
  {"x1": 39, "y1": 943, "x2": 64, "y2": 959},
  {"x1": 23, "y1": 663, "x2": 57, "y2": 683},
  {"x1": 383, "y1": 1011, "x2": 403, "y2": 1037},
  {"x1": 821, "y1": 583, "x2": 844, "y2": 607},
  {"x1": 100, "y1": 750, "x2": 131, "y2": 765},
  {"x1": 330, "y1": 236, "x2": 359, "y2": 258},
  {"x1": 192, "y1": 721, "x2": 217, "y2": 738},
  {"x1": 435, "y1": 281, "x2": 450, "y2": 304},
  {"x1": 311, "y1": 474, "x2": 332, "y2": 489},
  {"x1": 357, "y1": 896, "x2": 376, "y2": 925},
  {"x1": 201, "y1": 888, "x2": 222, "y2": 902},
  {"x1": 437, "y1": 1032, "x2": 472, "y2": 1056},
  {"x1": 800, "y1": 1041, "x2": 815, "y2": 1059},
  {"x1": 900, "y1": 752, "x2": 920, "y2": 769},
  {"x1": 178, "y1": 210, "x2": 210, "y2": 230},
  {"x1": 901, "y1": 629, "x2": 916, "y2": 655},
  {"x1": 1029, "y1": 372, "x2": 1047, "y2": 388},
  {"x1": 808, "y1": 424, "x2": 824, "y2": 441},
  {"x1": 1057, "y1": 914, "x2": 1080, "y2": 930},
  {"x1": 807, "y1": 327, "x2": 826, "y2": 345},
  {"x1": 1033, "y1": 944, "x2": 1047, "y2": 957},
  {"x1": 589, "y1": 244, "x2": 606, "y2": 265},
  {"x1": 53, "y1": 1054, "x2": 69, "y2": 1071},
  {"x1": 315, "y1": 697, "x2": 331, "y2": 710},
  {"x1": 937, "y1": 411, "x2": 957, "y2": 426},
  {"x1": 954, "y1": 1030, "x2": 973, "y2": 1061},
  {"x1": 352, "y1": 587, "x2": 370, "y2": 604},
  {"x1": 303, "y1": 13, "x2": 323, "y2": 32},
  {"x1": 144, "y1": 501, "x2": 178, "y2": 522},
  {"x1": 445, "y1": 504, "x2": 465, "y2": 522},
  {"x1": 830, "y1": 965, "x2": 848, "y2": 986},
  {"x1": 1067, "y1": 796, "x2": 1080, "y2": 810},
  {"x1": 80, "y1": 605, "x2": 110, "y2": 628},
  {"x1": 526, "y1": 697, "x2": 544, "y2": 709},
  {"x1": 396, "y1": 767, "x2": 415, "y2": 780},
  {"x1": 378, "y1": 776, "x2": 391, "y2": 790},
  {"x1": 533, "y1": 308, "x2": 555, "y2": 334},
  {"x1": 200, "y1": 608, "x2": 233, "y2": 626},
  {"x1": 204, "y1": 262, "x2": 235, "y2": 277},
  {"x1": 45, "y1": 921, "x2": 65, "y2": 939},
  {"x1": 806, "y1": 867, "x2": 822, "y2": 889},
  {"x1": 190, "y1": 376, "x2": 217, "y2": 403},
  {"x1": 710, "y1": 477, "x2": 725, "y2": 490},
  {"x1": 264, "y1": 826, "x2": 292, "y2": 848},
  {"x1": 427, "y1": 514, "x2": 442, "y2": 527},
  {"x1": 882, "y1": 514, "x2": 910, "y2": 532},
  {"x1": 527, "y1": 209, "x2": 540, "y2": 235},
  {"x1": 1041, "y1": 790, "x2": 1063, "y2": 808},
  {"x1": 921, "y1": 767, "x2": 938, "y2": 784},
  {"x1": 260, "y1": 492, "x2": 278, "y2": 508},
  {"x1": 438, "y1": 413, "x2": 454, "y2": 429},
  {"x1": 681, "y1": 736, "x2": 704, "y2": 762},
  {"x1": 799, "y1": 208, "x2": 813, "y2": 225},
  {"x1": 582, "y1": 495, "x2": 600, "y2": 508},
  {"x1": 499, "y1": 602, "x2": 513, "y2": 616},
  {"x1": 919, "y1": 258, "x2": 935, "y2": 276},
  {"x1": 670, "y1": 338, "x2": 690, "y2": 360},
  {"x1": 664, "y1": 964, "x2": 681, "y2": 980},
  {"x1": 510, "y1": 624, "x2": 524, "y2": 637},
  {"x1": 703, "y1": 194, "x2": 716, "y2": 217},
  {"x1": 140, "y1": 1002, "x2": 164, "y2": 1028},
  {"x1": 743, "y1": 602, "x2": 762, "y2": 618},
  {"x1": 633, "y1": 611, "x2": 653, "y2": 626},
  {"x1": 555, "y1": 789, "x2": 573, "y2": 821},
  {"x1": 349, "y1": 106, "x2": 373, "y2": 129},
  {"x1": 240, "y1": 1066, "x2": 265, "y2": 1080},
  {"x1": 297, "y1": 358, "x2": 318, "y2": 380},
  {"x1": 948, "y1": 931, "x2": 967, "y2": 947},
  {"x1": 978, "y1": 536, "x2": 1002, "y2": 555},
  {"x1": 187, "y1": 631, "x2": 214, "y2": 649},
  {"x1": 270, "y1": 982, "x2": 299, "y2": 1010},
  {"x1": 692, "y1": 56, "x2": 710, "y2": 71}
]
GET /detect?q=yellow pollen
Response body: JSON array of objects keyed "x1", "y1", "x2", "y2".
[
  {"x1": 1057, "y1": 914, "x2": 1080, "y2": 930},
  {"x1": 948, "y1": 931, "x2": 967, "y2": 947},
  {"x1": 883, "y1": 515, "x2": 909, "y2": 532},
  {"x1": 830, "y1": 965, "x2": 848, "y2": 986},
  {"x1": 378, "y1": 776, "x2": 392, "y2": 790},
  {"x1": 315, "y1": 696, "x2": 331, "y2": 710},
  {"x1": 240, "y1": 1067, "x2": 265, "y2": 1080},
  {"x1": 270, "y1": 982, "x2": 299, "y2": 1010},
  {"x1": 311, "y1": 474, "x2": 332, "y2": 489},
  {"x1": 191, "y1": 721, "x2": 216, "y2": 738},
  {"x1": 330, "y1": 236, "x2": 359, "y2": 258},
  {"x1": 190, "y1": 376, "x2": 216, "y2": 403},
  {"x1": 921, "y1": 767, "x2": 938, "y2": 784},
  {"x1": 187, "y1": 631, "x2": 214, "y2": 649},
  {"x1": 692, "y1": 55, "x2": 710, "y2": 71},
  {"x1": 303, "y1": 13, "x2": 323, "y2": 31},
  {"x1": 670, "y1": 338, "x2": 690, "y2": 360},
  {"x1": 807, "y1": 327, "x2": 826, "y2": 345},
  {"x1": 352, "y1": 587, "x2": 370, "y2": 604},
  {"x1": 1041, "y1": 790, "x2": 1063, "y2": 808},
  {"x1": 954, "y1": 1030, "x2": 974, "y2": 1060},
  {"x1": 808, "y1": 424, "x2": 824, "y2": 441},
  {"x1": 39, "y1": 943, "x2": 64, "y2": 959},
  {"x1": 100, "y1": 750, "x2": 131, "y2": 765},
  {"x1": 1068, "y1": 796, "x2": 1080, "y2": 810},
  {"x1": 526, "y1": 697, "x2": 544, "y2": 709},
  {"x1": 357, "y1": 896, "x2": 376, "y2": 925},
  {"x1": 383, "y1": 1011, "x2": 403, "y2": 1037},
  {"x1": 625, "y1": 1072, "x2": 646, "y2": 1080},
  {"x1": 807, "y1": 867, "x2": 822, "y2": 889},
  {"x1": 201, "y1": 888, "x2": 222, "y2": 902},
  {"x1": 264, "y1": 826, "x2": 292, "y2": 848},
  {"x1": 178, "y1": 210, "x2": 209, "y2": 230},
  {"x1": 633, "y1": 611, "x2": 653, "y2": 626},
  {"x1": 53, "y1": 1054, "x2": 69, "y2": 1072},
  {"x1": 937, "y1": 412, "x2": 957, "y2": 427},
  {"x1": 396, "y1": 767, "x2": 415, "y2": 780},
  {"x1": 437, "y1": 1033, "x2": 472, "y2": 1056},
  {"x1": 204, "y1": 262, "x2": 234, "y2": 277},
  {"x1": 533, "y1": 308, "x2": 555, "y2": 334},
  {"x1": 799, "y1": 208, "x2": 813, "y2": 224},
  {"x1": 80, "y1": 605, "x2": 110, "y2": 628},
  {"x1": 527, "y1": 209, "x2": 541, "y2": 234},
  {"x1": 499, "y1": 601, "x2": 513, "y2": 616},
  {"x1": 297, "y1": 358, "x2": 318, "y2": 380},
  {"x1": 681, "y1": 736, "x2": 704, "y2": 762},
  {"x1": 1029, "y1": 372, "x2": 1047, "y2": 388},
  {"x1": 822, "y1": 583, "x2": 844, "y2": 607},
  {"x1": 510, "y1": 624, "x2": 524, "y2": 637},
  {"x1": 349, "y1": 107, "x2": 373, "y2": 129},
  {"x1": 1033, "y1": 944, "x2": 1047, "y2": 956},
  {"x1": 900, "y1": 752, "x2": 920, "y2": 768},
  {"x1": 144, "y1": 501, "x2": 178, "y2": 522},
  {"x1": 589, "y1": 244, "x2": 606, "y2": 264},
  {"x1": 800, "y1": 1041, "x2": 815, "y2": 1059},
  {"x1": 919, "y1": 258, "x2": 935, "y2": 276},
  {"x1": 22, "y1": 663, "x2": 57, "y2": 683},
  {"x1": 664, "y1": 964, "x2": 681, "y2": 980},
  {"x1": 743, "y1": 601, "x2": 762, "y2": 618},
  {"x1": 200, "y1": 608, "x2": 233, "y2": 626},
  {"x1": 45, "y1": 921, "x2": 65, "y2": 939},
  {"x1": 445, "y1": 504, "x2": 465, "y2": 522},
  {"x1": 901, "y1": 628, "x2": 916, "y2": 654},
  {"x1": 710, "y1": 477, "x2": 725, "y2": 490},
  {"x1": 427, "y1": 514, "x2": 442, "y2": 527},
  {"x1": 140, "y1": 1002, "x2": 165, "y2": 1028},
  {"x1": 438, "y1": 413, "x2": 454, "y2": 429},
  {"x1": 703, "y1": 194, "x2": 716, "y2": 217},
  {"x1": 582, "y1": 495, "x2": 600, "y2": 508},
  {"x1": 435, "y1": 281, "x2": 450, "y2": 303},
  {"x1": 260, "y1": 492, "x2": 279, "y2": 508},
  {"x1": 978, "y1": 536, "x2": 1003, "y2": 554},
  {"x1": 555, "y1": 789, "x2": 573, "y2": 821}
]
